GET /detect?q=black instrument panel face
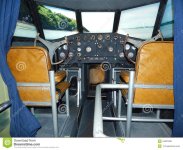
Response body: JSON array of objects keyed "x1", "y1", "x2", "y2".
[{"x1": 57, "y1": 33, "x2": 137, "y2": 68}]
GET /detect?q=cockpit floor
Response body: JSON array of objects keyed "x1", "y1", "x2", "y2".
[{"x1": 77, "y1": 100, "x2": 116, "y2": 137}]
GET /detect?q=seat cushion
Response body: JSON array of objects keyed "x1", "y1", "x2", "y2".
[
  {"x1": 120, "y1": 71, "x2": 129, "y2": 83},
  {"x1": 55, "y1": 71, "x2": 66, "y2": 83},
  {"x1": 89, "y1": 66, "x2": 105, "y2": 84},
  {"x1": 18, "y1": 86, "x2": 59, "y2": 105},
  {"x1": 56, "y1": 82, "x2": 70, "y2": 94}
]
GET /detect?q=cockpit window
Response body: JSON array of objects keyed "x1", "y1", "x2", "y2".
[
  {"x1": 118, "y1": 3, "x2": 160, "y2": 39},
  {"x1": 37, "y1": 5, "x2": 78, "y2": 40},
  {"x1": 82, "y1": 12, "x2": 115, "y2": 33},
  {"x1": 160, "y1": 0, "x2": 174, "y2": 39},
  {"x1": 14, "y1": 0, "x2": 37, "y2": 38}
]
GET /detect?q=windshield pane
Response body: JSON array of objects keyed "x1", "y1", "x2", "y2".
[
  {"x1": 37, "y1": 5, "x2": 78, "y2": 40},
  {"x1": 160, "y1": 0, "x2": 174, "y2": 39},
  {"x1": 82, "y1": 12, "x2": 115, "y2": 33},
  {"x1": 118, "y1": 3, "x2": 160, "y2": 39},
  {"x1": 14, "y1": 0, "x2": 37, "y2": 38}
]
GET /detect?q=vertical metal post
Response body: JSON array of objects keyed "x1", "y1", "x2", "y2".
[
  {"x1": 66, "y1": 89, "x2": 70, "y2": 116},
  {"x1": 77, "y1": 76, "x2": 80, "y2": 107},
  {"x1": 31, "y1": 107, "x2": 35, "y2": 115},
  {"x1": 77, "y1": 68, "x2": 82, "y2": 107},
  {"x1": 156, "y1": 109, "x2": 161, "y2": 119},
  {"x1": 49, "y1": 71, "x2": 58, "y2": 137},
  {"x1": 112, "y1": 68, "x2": 117, "y2": 108},
  {"x1": 126, "y1": 71, "x2": 135, "y2": 137},
  {"x1": 79, "y1": 68, "x2": 82, "y2": 100},
  {"x1": 118, "y1": 90, "x2": 122, "y2": 117}
]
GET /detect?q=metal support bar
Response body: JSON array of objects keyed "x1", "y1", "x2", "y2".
[
  {"x1": 126, "y1": 71, "x2": 135, "y2": 137},
  {"x1": 31, "y1": 107, "x2": 35, "y2": 115},
  {"x1": 17, "y1": 82, "x2": 50, "y2": 87},
  {"x1": 79, "y1": 68, "x2": 82, "y2": 101},
  {"x1": 49, "y1": 71, "x2": 58, "y2": 137},
  {"x1": 156, "y1": 109, "x2": 161, "y2": 119},
  {"x1": 94, "y1": 83, "x2": 130, "y2": 137},
  {"x1": 118, "y1": 90, "x2": 122, "y2": 117},
  {"x1": 77, "y1": 68, "x2": 82, "y2": 107},
  {"x1": 66, "y1": 89, "x2": 70, "y2": 116},
  {"x1": 93, "y1": 70, "x2": 174, "y2": 137},
  {"x1": 134, "y1": 84, "x2": 173, "y2": 89},
  {"x1": 132, "y1": 104, "x2": 174, "y2": 109},
  {"x1": 102, "y1": 117, "x2": 174, "y2": 123}
]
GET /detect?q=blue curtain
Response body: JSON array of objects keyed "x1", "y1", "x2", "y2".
[
  {"x1": 173, "y1": 0, "x2": 183, "y2": 137},
  {"x1": 0, "y1": 0, "x2": 41, "y2": 137}
]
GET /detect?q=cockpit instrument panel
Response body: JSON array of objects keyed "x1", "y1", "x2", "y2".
[{"x1": 57, "y1": 33, "x2": 137, "y2": 68}]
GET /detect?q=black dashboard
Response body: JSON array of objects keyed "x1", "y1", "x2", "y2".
[{"x1": 57, "y1": 33, "x2": 137, "y2": 68}]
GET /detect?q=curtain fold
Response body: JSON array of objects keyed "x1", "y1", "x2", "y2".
[
  {"x1": 0, "y1": 0, "x2": 41, "y2": 137},
  {"x1": 173, "y1": 0, "x2": 183, "y2": 137}
]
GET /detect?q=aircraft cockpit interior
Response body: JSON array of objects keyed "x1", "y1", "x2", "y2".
[{"x1": 0, "y1": 0, "x2": 177, "y2": 138}]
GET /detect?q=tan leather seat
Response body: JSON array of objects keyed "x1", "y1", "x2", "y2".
[
  {"x1": 120, "y1": 71, "x2": 129, "y2": 83},
  {"x1": 89, "y1": 65, "x2": 105, "y2": 85},
  {"x1": 7, "y1": 46, "x2": 70, "y2": 104},
  {"x1": 120, "y1": 41, "x2": 174, "y2": 105}
]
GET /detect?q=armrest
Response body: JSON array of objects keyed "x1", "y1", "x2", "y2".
[{"x1": 55, "y1": 71, "x2": 66, "y2": 83}]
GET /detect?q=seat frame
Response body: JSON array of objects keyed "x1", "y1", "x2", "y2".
[
  {"x1": 17, "y1": 70, "x2": 69, "y2": 137},
  {"x1": 93, "y1": 70, "x2": 174, "y2": 137}
]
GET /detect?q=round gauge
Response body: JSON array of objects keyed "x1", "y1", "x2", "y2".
[
  {"x1": 128, "y1": 52, "x2": 134, "y2": 58},
  {"x1": 108, "y1": 46, "x2": 113, "y2": 52},
  {"x1": 63, "y1": 45, "x2": 68, "y2": 50},
  {"x1": 90, "y1": 35, "x2": 95, "y2": 40},
  {"x1": 114, "y1": 35, "x2": 118, "y2": 40},
  {"x1": 60, "y1": 52, "x2": 66, "y2": 59},
  {"x1": 125, "y1": 44, "x2": 131, "y2": 50},
  {"x1": 98, "y1": 44, "x2": 102, "y2": 49},
  {"x1": 119, "y1": 52, "x2": 125, "y2": 58},
  {"x1": 77, "y1": 42, "x2": 81, "y2": 46},
  {"x1": 105, "y1": 34, "x2": 110, "y2": 40},
  {"x1": 132, "y1": 46, "x2": 136, "y2": 51},
  {"x1": 77, "y1": 53, "x2": 81, "y2": 57},
  {"x1": 68, "y1": 52, "x2": 74, "y2": 58},
  {"x1": 77, "y1": 47, "x2": 81, "y2": 52},
  {"x1": 97, "y1": 34, "x2": 103, "y2": 41},
  {"x1": 86, "y1": 46, "x2": 92, "y2": 53}
]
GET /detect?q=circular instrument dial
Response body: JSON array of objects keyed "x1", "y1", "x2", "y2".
[
  {"x1": 86, "y1": 46, "x2": 92, "y2": 53},
  {"x1": 105, "y1": 34, "x2": 110, "y2": 40},
  {"x1": 68, "y1": 52, "x2": 74, "y2": 58},
  {"x1": 60, "y1": 52, "x2": 66, "y2": 59},
  {"x1": 108, "y1": 46, "x2": 113, "y2": 52},
  {"x1": 125, "y1": 44, "x2": 131, "y2": 50},
  {"x1": 63, "y1": 45, "x2": 68, "y2": 50},
  {"x1": 97, "y1": 34, "x2": 103, "y2": 41},
  {"x1": 119, "y1": 52, "x2": 124, "y2": 58},
  {"x1": 77, "y1": 47, "x2": 81, "y2": 52},
  {"x1": 128, "y1": 52, "x2": 134, "y2": 58}
]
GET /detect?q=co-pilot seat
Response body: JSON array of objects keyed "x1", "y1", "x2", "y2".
[
  {"x1": 119, "y1": 41, "x2": 174, "y2": 136},
  {"x1": 120, "y1": 41, "x2": 174, "y2": 105},
  {"x1": 7, "y1": 46, "x2": 70, "y2": 137}
]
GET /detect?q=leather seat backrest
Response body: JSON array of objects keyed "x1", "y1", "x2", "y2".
[
  {"x1": 7, "y1": 46, "x2": 51, "y2": 83},
  {"x1": 134, "y1": 41, "x2": 174, "y2": 104}
]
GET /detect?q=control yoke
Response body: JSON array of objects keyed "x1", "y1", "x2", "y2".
[{"x1": 34, "y1": 33, "x2": 68, "y2": 65}]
